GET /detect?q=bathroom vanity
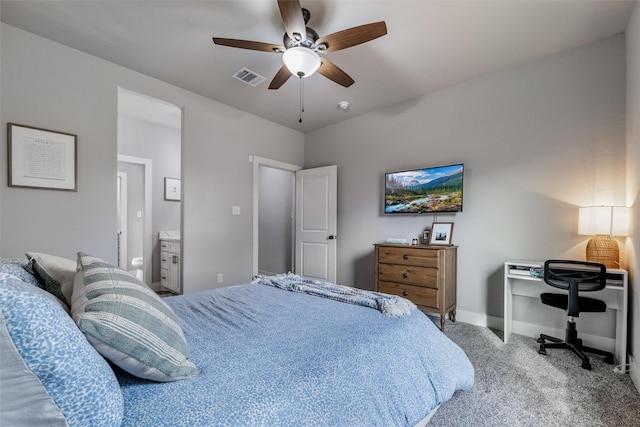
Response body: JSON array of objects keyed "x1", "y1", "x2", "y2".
[{"x1": 159, "y1": 231, "x2": 181, "y2": 294}]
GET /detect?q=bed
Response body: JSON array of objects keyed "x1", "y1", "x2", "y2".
[{"x1": 0, "y1": 254, "x2": 474, "y2": 427}]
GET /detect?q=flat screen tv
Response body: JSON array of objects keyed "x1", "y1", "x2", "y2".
[{"x1": 384, "y1": 164, "x2": 464, "y2": 214}]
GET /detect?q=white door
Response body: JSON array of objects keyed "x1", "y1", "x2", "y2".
[{"x1": 295, "y1": 165, "x2": 337, "y2": 282}]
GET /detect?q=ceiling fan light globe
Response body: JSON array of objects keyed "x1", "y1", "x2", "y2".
[{"x1": 282, "y1": 46, "x2": 321, "y2": 78}]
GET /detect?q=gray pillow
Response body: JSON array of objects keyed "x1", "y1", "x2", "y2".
[
  {"x1": 25, "y1": 252, "x2": 76, "y2": 308},
  {"x1": 71, "y1": 252, "x2": 199, "y2": 382}
]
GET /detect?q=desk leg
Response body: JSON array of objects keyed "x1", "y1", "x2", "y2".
[
  {"x1": 504, "y1": 277, "x2": 513, "y2": 343},
  {"x1": 615, "y1": 286, "x2": 628, "y2": 367},
  {"x1": 440, "y1": 315, "x2": 445, "y2": 331},
  {"x1": 451, "y1": 309, "x2": 457, "y2": 322}
]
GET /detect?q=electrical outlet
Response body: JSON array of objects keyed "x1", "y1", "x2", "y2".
[
  {"x1": 232, "y1": 206, "x2": 241, "y2": 215},
  {"x1": 217, "y1": 273, "x2": 223, "y2": 283}
]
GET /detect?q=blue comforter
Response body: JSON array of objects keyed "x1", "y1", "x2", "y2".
[{"x1": 117, "y1": 283, "x2": 473, "y2": 426}]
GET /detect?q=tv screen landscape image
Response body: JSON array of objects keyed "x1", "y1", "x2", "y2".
[{"x1": 384, "y1": 164, "x2": 464, "y2": 214}]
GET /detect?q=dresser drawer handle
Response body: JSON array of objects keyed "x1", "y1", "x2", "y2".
[
  {"x1": 402, "y1": 272, "x2": 408, "y2": 278},
  {"x1": 403, "y1": 254, "x2": 409, "y2": 260},
  {"x1": 402, "y1": 291, "x2": 409, "y2": 297}
]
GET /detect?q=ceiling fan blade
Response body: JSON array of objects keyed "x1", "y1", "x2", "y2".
[
  {"x1": 315, "y1": 22, "x2": 387, "y2": 53},
  {"x1": 212, "y1": 37, "x2": 284, "y2": 53},
  {"x1": 318, "y1": 58, "x2": 354, "y2": 88},
  {"x1": 277, "y1": 0, "x2": 306, "y2": 43},
  {"x1": 268, "y1": 65, "x2": 293, "y2": 90}
]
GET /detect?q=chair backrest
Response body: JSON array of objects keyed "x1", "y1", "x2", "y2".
[{"x1": 543, "y1": 260, "x2": 606, "y2": 293}]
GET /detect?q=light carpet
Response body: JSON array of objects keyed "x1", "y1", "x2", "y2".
[{"x1": 427, "y1": 318, "x2": 640, "y2": 426}]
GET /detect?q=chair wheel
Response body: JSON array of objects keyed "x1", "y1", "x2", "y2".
[
  {"x1": 536, "y1": 337, "x2": 545, "y2": 344},
  {"x1": 538, "y1": 346, "x2": 547, "y2": 355},
  {"x1": 582, "y1": 361, "x2": 592, "y2": 370},
  {"x1": 604, "y1": 355, "x2": 614, "y2": 364}
]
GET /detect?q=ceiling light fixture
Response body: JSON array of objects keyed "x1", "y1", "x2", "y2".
[{"x1": 282, "y1": 46, "x2": 321, "y2": 78}]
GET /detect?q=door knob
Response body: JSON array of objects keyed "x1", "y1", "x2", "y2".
[{"x1": 328, "y1": 235, "x2": 335, "y2": 240}]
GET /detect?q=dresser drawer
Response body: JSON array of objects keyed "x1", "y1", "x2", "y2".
[
  {"x1": 377, "y1": 246, "x2": 439, "y2": 267},
  {"x1": 161, "y1": 252, "x2": 168, "y2": 270},
  {"x1": 160, "y1": 268, "x2": 168, "y2": 287},
  {"x1": 378, "y1": 281, "x2": 438, "y2": 308},
  {"x1": 378, "y1": 263, "x2": 438, "y2": 288}
]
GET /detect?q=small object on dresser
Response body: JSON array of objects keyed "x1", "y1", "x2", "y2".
[
  {"x1": 411, "y1": 238, "x2": 419, "y2": 245},
  {"x1": 385, "y1": 238, "x2": 407, "y2": 244}
]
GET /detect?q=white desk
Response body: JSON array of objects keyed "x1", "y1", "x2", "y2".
[{"x1": 504, "y1": 260, "x2": 628, "y2": 367}]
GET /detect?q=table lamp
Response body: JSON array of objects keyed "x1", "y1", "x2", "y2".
[{"x1": 578, "y1": 206, "x2": 630, "y2": 268}]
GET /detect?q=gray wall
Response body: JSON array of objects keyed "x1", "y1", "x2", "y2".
[
  {"x1": 625, "y1": 2, "x2": 640, "y2": 390},
  {"x1": 0, "y1": 23, "x2": 305, "y2": 292},
  {"x1": 305, "y1": 36, "x2": 627, "y2": 330}
]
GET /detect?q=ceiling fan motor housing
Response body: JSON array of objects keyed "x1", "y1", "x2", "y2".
[{"x1": 283, "y1": 26, "x2": 319, "y2": 49}]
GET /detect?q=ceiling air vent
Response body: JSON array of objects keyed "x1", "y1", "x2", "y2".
[{"x1": 232, "y1": 68, "x2": 266, "y2": 87}]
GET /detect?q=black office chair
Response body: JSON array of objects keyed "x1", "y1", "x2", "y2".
[{"x1": 537, "y1": 260, "x2": 614, "y2": 370}]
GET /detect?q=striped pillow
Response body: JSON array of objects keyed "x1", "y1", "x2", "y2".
[{"x1": 71, "y1": 253, "x2": 198, "y2": 382}]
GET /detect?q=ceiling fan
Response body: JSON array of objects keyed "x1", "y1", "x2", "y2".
[{"x1": 212, "y1": 0, "x2": 387, "y2": 90}]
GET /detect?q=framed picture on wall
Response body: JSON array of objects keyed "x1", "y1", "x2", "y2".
[
  {"x1": 8, "y1": 123, "x2": 77, "y2": 191},
  {"x1": 164, "y1": 177, "x2": 181, "y2": 201},
  {"x1": 429, "y1": 222, "x2": 454, "y2": 245}
]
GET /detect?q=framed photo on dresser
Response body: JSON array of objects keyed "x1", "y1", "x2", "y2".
[{"x1": 430, "y1": 222, "x2": 454, "y2": 245}]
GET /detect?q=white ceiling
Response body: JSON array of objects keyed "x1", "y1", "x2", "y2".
[{"x1": 1, "y1": 1, "x2": 635, "y2": 133}]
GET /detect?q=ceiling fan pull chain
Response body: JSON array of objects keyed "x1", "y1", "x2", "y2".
[{"x1": 299, "y1": 76, "x2": 303, "y2": 123}]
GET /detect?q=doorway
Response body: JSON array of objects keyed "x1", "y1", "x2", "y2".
[
  {"x1": 258, "y1": 165, "x2": 296, "y2": 275},
  {"x1": 252, "y1": 156, "x2": 300, "y2": 276},
  {"x1": 117, "y1": 88, "x2": 182, "y2": 288},
  {"x1": 117, "y1": 156, "x2": 152, "y2": 283},
  {"x1": 252, "y1": 156, "x2": 337, "y2": 282}
]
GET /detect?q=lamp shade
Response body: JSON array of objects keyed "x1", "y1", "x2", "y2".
[
  {"x1": 282, "y1": 47, "x2": 321, "y2": 78},
  {"x1": 578, "y1": 206, "x2": 629, "y2": 268},
  {"x1": 611, "y1": 206, "x2": 631, "y2": 236},
  {"x1": 578, "y1": 206, "x2": 630, "y2": 237}
]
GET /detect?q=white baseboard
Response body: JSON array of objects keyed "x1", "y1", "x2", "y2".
[
  {"x1": 454, "y1": 310, "x2": 615, "y2": 353},
  {"x1": 455, "y1": 310, "x2": 503, "y2": 331}
]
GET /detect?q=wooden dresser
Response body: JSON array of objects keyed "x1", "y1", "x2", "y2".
[{"x1": 374, "y1": 243, "x2": 457, "y2": 330}]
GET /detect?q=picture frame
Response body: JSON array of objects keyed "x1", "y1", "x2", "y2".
[
  {"x1": 8, "y1": 123, "x2": 77, "y2": 191},
  {"x1": 429, "y1": 222, "x2": 454, "y2": 245},
  {"x1": 164, "y1": 177, "x2": 181, "y2": 201}
]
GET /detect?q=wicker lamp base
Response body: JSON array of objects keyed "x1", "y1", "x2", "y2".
[{"x1": 586, "y1": 234, "x2": 619, "y2": 268}]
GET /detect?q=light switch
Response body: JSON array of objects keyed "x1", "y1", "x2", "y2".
[
  {"x1": 136, "y1": 211, "x2": 143, "y2": 218},
  {"x1": 232, "y1": 206, "x2": 241, "y2": 215}
]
